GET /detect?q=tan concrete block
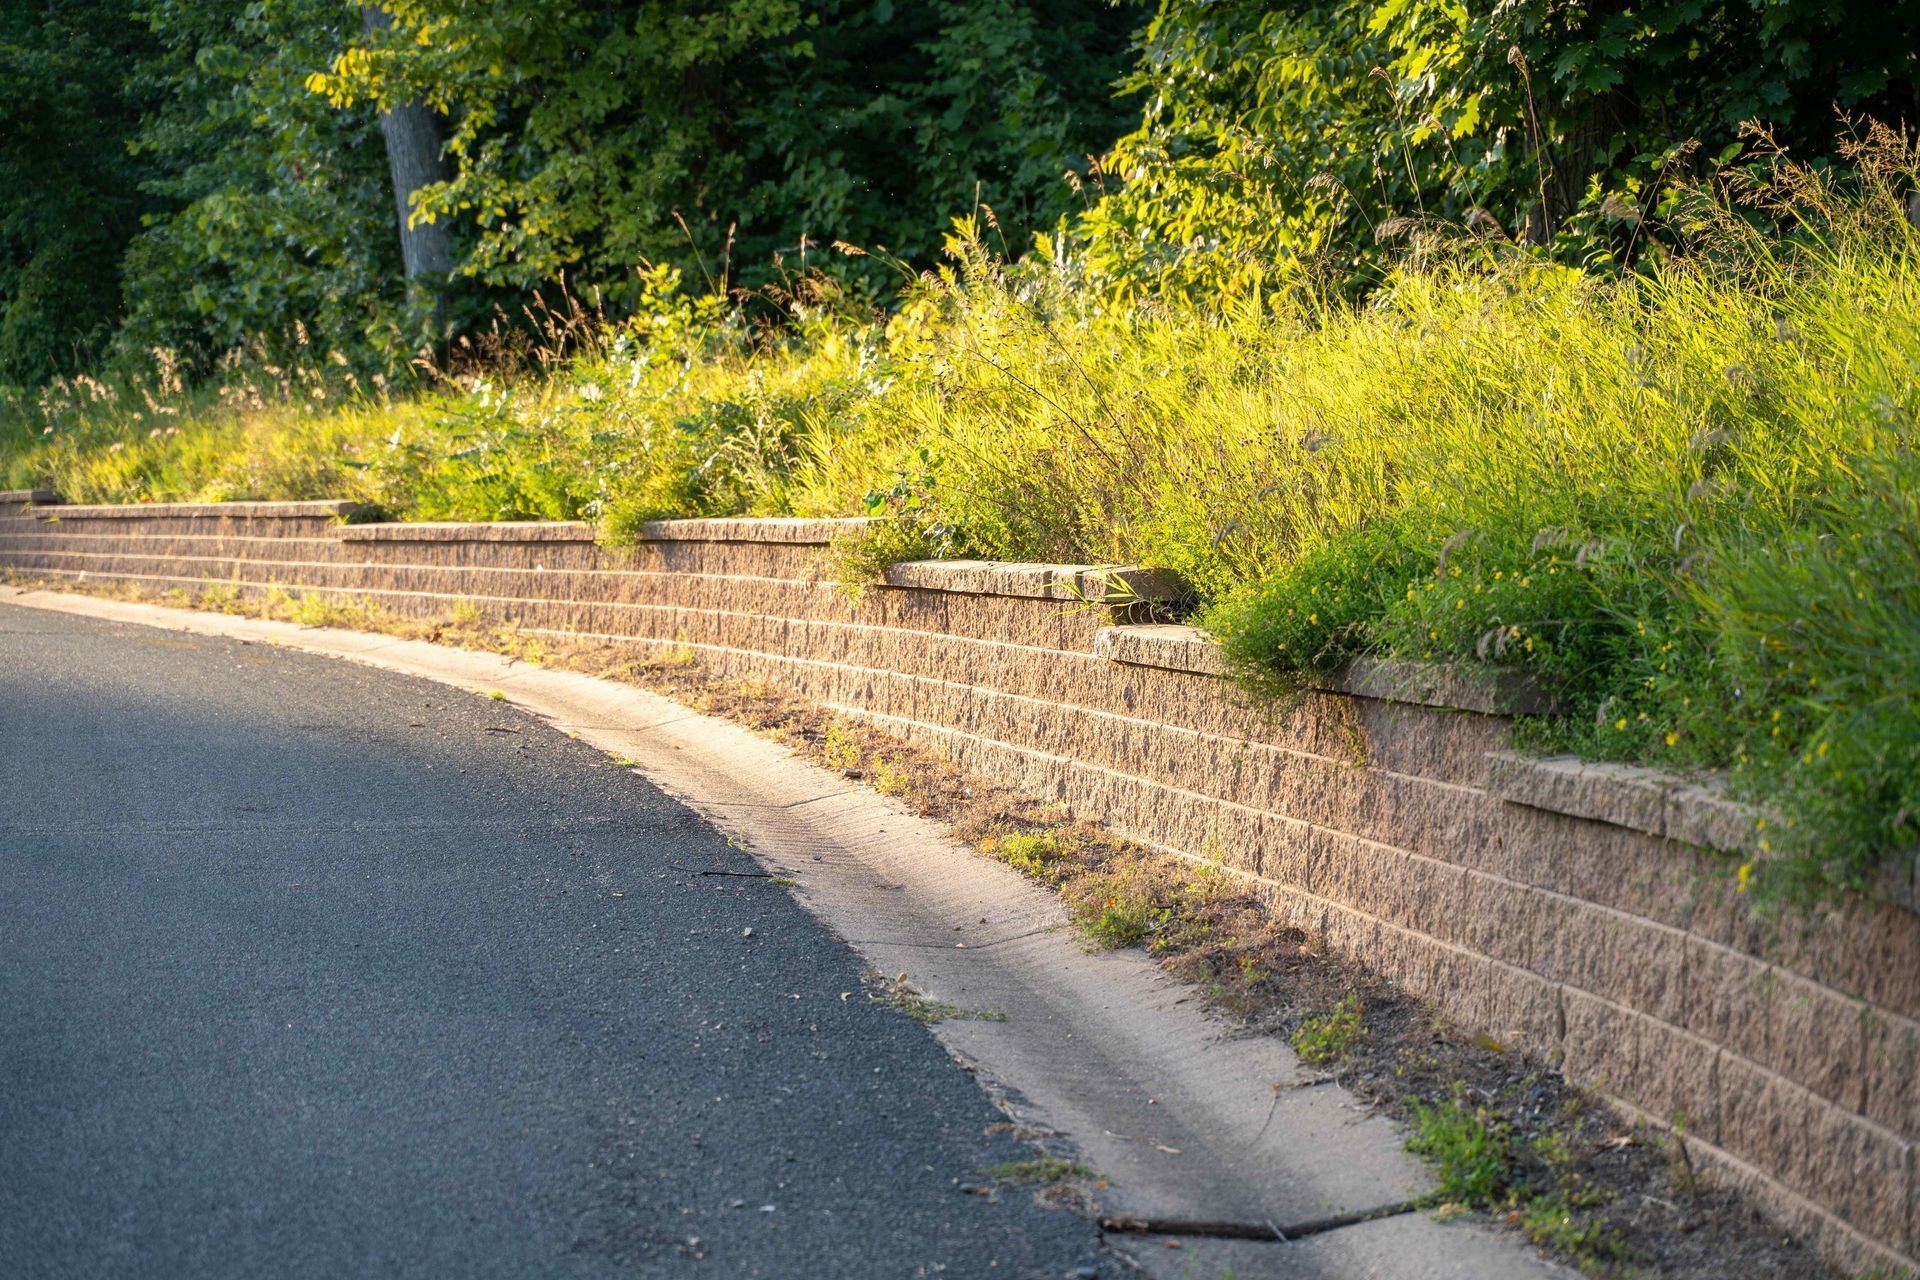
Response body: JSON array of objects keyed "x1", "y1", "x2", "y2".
[
  {"x1": 1493, "y1": 805, "x2": 1579, "y2": 898},
  {"x1": 1560, "y1": 988, "x2": 1635, "y2": 1098},
  {"x1": 1864, "y1": 1011, "x2": 1920, "y2": 1139},
  {"x1": 1802, "y1": 1102, "x2": 1913, "y2": 1248},
  {"x1": 1635, "y1": 1013, "x2": 1723, "y2": 1142},
  {"x1": 1717, "y1": 1053, "x2": 1810, "y2": 1208},
  {"x1": 1602, "y1": 915, "x2": 1690, "y2": 1027},
  {"x1": 1765, "y1": 972, "x2": 1866, "y2": 1112},
  {"x1": 1373, "y1": 927, "x2": 1488, "y2": 1028},
  {"x1": 1485, "y1": 751, "x2": 1671, "y2": 836},
  {"x1": 1452, "y1": 873, "x2": 1538, "y2": 972},
  {"x1": 1532, "y1": 900, "x2": 1621, "y2": 1009},
  {"x1": 1679, "y1": 935, "x2": 1772, "y2": 1066},
  {"x1": 1860, "y1": 905, "x2": 1920, "y2": 1022},
  {"x1": 1482, "y1": 961, "x2": 1562, "y2": 1057}
]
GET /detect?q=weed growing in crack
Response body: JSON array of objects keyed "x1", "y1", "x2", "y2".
[
  {"x1": 869, "y1": 982, "x2": 1006, "y2": 1026},
  {"x1": 977, "y1": 1158, "x2": 1090, "y2": 1187}
]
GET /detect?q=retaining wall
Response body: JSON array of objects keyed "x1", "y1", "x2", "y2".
[{"x1": 2, "y1": 489, "x2": 1912, "y2": 1272}]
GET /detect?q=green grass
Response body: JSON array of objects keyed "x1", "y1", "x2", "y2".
[{"x1": 7, "y1": 135, "x2": 1918, "y2": 904}]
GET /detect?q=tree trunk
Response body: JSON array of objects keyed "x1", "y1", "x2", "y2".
[
  {"x1": 362, "y1": 8, "x2": 452, "y2": 323},
  {"x1": 377, "y1": 99, "x2": 452, "y2": 279}
]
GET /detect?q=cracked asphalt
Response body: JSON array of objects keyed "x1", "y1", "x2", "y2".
[{"x1": 0, "y1": 603, "x2": 1110, "y2": 1278}]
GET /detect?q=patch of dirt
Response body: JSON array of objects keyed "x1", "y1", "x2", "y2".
[{"x1": 11, "y1": 575, "x2": 1845, "y2": 1279}]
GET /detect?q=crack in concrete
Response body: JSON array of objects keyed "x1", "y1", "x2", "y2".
[{"x1": 1102, "y1": 1195, "x2": 1429, "y2": 1243}]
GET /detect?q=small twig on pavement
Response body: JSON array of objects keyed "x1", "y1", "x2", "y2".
[{"x1": 668, "y1": 863, "x2": 777, "y2": 879}]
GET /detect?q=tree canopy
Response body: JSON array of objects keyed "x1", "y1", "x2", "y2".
[{"x1": 1079, "y1": 0, "x2": 1920, "y2": 298}]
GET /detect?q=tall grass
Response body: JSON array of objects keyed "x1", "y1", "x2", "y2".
[
  {"x1": 878, "y1": 138, "x2": 1920, "y2": 904},
  {"x1": 4, "y1": 134, "x2": 1916, "y2": 901}
]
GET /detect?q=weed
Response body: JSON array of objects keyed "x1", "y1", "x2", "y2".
[
  {"x1": 1292, "y1": 993, "x2": 1367, "y2": 1066},
  {"x1": 486, "y1": 689, "x2": 508, "y2": 702},
  {"x1": 198, "y1": 582, "x2": 244, "y2": 614},
  {"x1": 281, "y1": 591, "x2": 380, "y2": 629},
  {"x1": 1519, "y1": 1193, "x2": 1631, "y2": 1265},
  {"x1": 1406, "y1": 1087, "x2": 1631, "y2": 1269},
  {"x1": 871, "y1": 757, "x2": 912, "y2": 796},
  {"x1": 824, "y1": 520, "x2": 944, "y2": 603},
  {"x1": 1062, "y1": 859, "x2": 1230, "y2": 954},
  {"x1": 820, "y1": 720, "x2": 863, "y2": 772},
  {"x1": 982, "y1": 830, "x2": 1078, "y2": 884},
  {"x1": 1407, "y1": 1089, "x2": 1514, "y2": 1204},
  {"x1": 869, "y1": 977, "x2": 1007, "y2": 1026},
  {"x1": 977, "y1": 1158, "x2": 1089, "y2": 1187},
  {"x1": 1074, "y1": 884, "x2": 1158, "y2": 949}
]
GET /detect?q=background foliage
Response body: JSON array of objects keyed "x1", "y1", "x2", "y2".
[
  {"x1": 1079, "y1": 0, "x2": 1920, "y2": 298},
  {"x1": 314, "y1": 0, "x2": 1135, "y2": 304},
  {"x1": 125, "y1": 0, "x2": 411, "y2": 375},
  {"x1": 0, "y1": 0, "x2": 159, "y2": 386},
  {"x1": 8, "y1": 0, "x2": 1918, "y2": 380},
  {"x1": 1, "y1": 0, "x2": 1134, "y2": 387}
]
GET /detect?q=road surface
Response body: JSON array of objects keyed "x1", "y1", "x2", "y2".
[{"x1": 0, "y1": 603, "x2": 1109, "y2": 1278}]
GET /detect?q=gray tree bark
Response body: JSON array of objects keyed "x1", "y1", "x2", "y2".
[
  {"x1": 361, "y1": 8, "x2": 453, "y2": 292},
  {"x1": 377, "y1": 100, "x2": 453, "y2": 279}
]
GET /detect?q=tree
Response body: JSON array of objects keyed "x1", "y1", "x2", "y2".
[
  {"x1": 1078, "y1": 0, "x2": 1920, "y2": 299},
  {"x1": 0, "y1": 0, "x2": 158, "y2": 385},
  {"x1": 120, "y1": 0, "x2": 415, "y2": 374},
  {"x1": 360, "y1": 5, "x2": 451, "y2": 317},
  {"x1": 309, "y1": 0, "x2": 1137, "y2": 304}
]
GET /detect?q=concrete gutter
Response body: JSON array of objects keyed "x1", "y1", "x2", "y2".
[{"x1": 0, "y1": 584, "x2": 1565, "y2": 1280}]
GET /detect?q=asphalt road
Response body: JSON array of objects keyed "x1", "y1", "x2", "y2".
[{"x1": 0, "y1": 603, "x2": 1108, "y2": 1279}]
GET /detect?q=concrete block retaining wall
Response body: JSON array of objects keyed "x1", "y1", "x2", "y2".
[{"x1": 2, "y1": 490, "x2": 1913, "y2": 1272}]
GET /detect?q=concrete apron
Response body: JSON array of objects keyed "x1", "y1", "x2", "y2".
[{"x1": 1, "y1": 586, "x2": 1566, "y2": 1280}]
